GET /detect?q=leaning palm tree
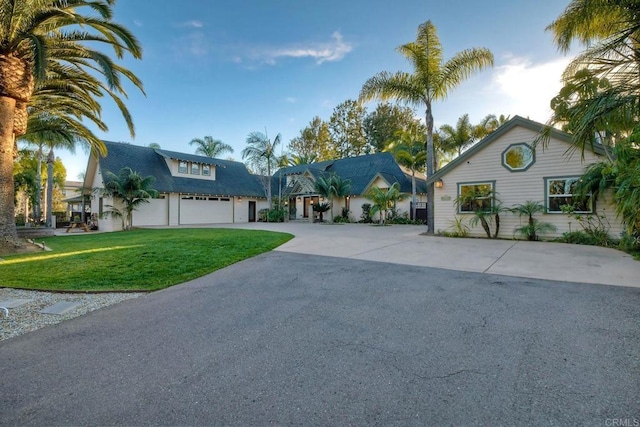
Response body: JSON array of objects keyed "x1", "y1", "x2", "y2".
[
  {"x1": 189, "y1": 136, "x2": 234, "y2": 158},
  {"x1": 0, "y1": 0, "x2": 144, "y2": 250},
  {"x1": 241, "y1": 131, "x2": 282, "y2": 209},
  {"x1": 359, "y1": 20, "x2": 493, "y2": 234}
]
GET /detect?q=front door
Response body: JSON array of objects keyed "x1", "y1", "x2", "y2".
[{"x1": 248, "y1": 201, "x2": 256, "y2": 222}]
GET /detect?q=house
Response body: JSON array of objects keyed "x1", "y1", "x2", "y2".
[
  {"x1": 274, "y1": 152, "x2": 427, "y2": 222},
  {"x1": 426, "y1": 115, "x2": 624, "y2": 239},
  {"x1": 62, "y1": 180, "x2": 91, "y2": 221},
  {"x1": 83, "y1": 141, "x2": 269, "y2": 231}
]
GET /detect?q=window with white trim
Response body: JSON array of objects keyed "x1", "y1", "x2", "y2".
[
  {"x1": 546, "y1": 177, "x2": 592, "y2": 213},
  {"x1": 202, "y1": 164, "x2": 211, "y2": 176},
  {"x1": 191, "y1": 163, "x2": 200, "y2": 175},
  {"x1": 457, "y1": 182, "x2": 494, "y2": 213},
  {"x1": 178, "y1": 161, "x2": 188, "y2": 174}
]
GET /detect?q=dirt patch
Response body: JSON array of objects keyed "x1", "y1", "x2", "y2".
[{"x1": 0, "y1": 240, "x2": 48, "y2": 257}]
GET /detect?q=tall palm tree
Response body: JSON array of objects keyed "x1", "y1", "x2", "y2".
[
  {"x1": 386, "y1": 129, "x2": 426, "y2": 221},
  {"x1": 241, "y1": 131, "x2": 282, "y2": 209},
  {"x1": 0, "y1": 0, "x2": 143, "y2": 250},
  {"x1": 359, "y1": 20, "x2": 493, "y2": 234},
  {"x1": 189, "y1": 136, "x2": 234, "y2": 158}
]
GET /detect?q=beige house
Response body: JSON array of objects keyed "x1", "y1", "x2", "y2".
[
  {"x1": 84, "y1": 141, "x2": 270, "y2": 232},
  {"x1": 274, "y1": 152, "x2": 427, "y2": 222},
  {"x1": 426, "y1": 116, "x2": 623, "y2": 239}
]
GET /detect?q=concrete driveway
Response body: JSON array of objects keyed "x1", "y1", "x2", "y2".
[
  {"x1": 208, "y1": 222, "x2": 640, "y2": 288},
  {"x1": 1, "y1": 222, "x2": 639, "y2": 425}
]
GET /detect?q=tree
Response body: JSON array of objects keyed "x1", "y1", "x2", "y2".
[
  {"x1": 475, "y1": 114, "x2": 510, "y2": 139},
  {"x1": 438, "y1": 114, "x2": 475, "y2": 157},
  {"x1": 101, "y1": 167, "x2": 158, "y2": 231},
  {"x1": 328, "y1": 100, "x2": 368, "y2": 158},
  {"x1": 386, "y1": 129, "x2": 426, "y2": 221},
  {"x1": 360, "y1": 20, "x2": 494, "y2": 234},
  {"x1": 189, "y1": 136, "x2": 234, "y2": 158},
  {"x1": 313, "y1": 173, "x2": 351, "y2": 223},
  {"x1": 287, "y1": 153, "x2": 319, "y2": 166},
  {"x1": 363, "y1": 103, "x2": 423, "y2": 153},
  {"x1": 510, "y1": 201, "x2": 557, "y2": 241},
  {"x1": 289, "y1": 116, "x2": 335, "y2": 161},
  {"x1": 0, "y1": 0, "x2": 143, "y2": 251},
  {"x1": 366, "y1": 182, "x2": 406, "y2": 225},
  {"x1": 242, "y1": 131, "x2": 282, "y2": 209}
]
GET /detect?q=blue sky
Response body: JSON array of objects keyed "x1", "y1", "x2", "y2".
[{"x1": 58, "y1": 0, "x2": 574, "y2": 180}]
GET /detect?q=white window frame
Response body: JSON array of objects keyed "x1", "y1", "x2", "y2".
[{"x1": 545, "y1": 177, "x2": 593, "y2": 214}]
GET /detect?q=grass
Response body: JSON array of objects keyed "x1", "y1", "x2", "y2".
[{"x1": 0, "y1": 228, "x2": 293, "y2": 292}]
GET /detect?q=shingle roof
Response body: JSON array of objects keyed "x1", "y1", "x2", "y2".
[
  {"x1": 274, "y1": 152, "x2": 426, "y2": 196},
  {"x1": 98, "y1": 141, "x2": 266, "y2": 197}
]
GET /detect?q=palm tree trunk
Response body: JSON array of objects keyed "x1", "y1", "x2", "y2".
[
  {"x1": 46, "y1": 149, "x2": 54, "y2": 227},
  {"x1": 35, "y1": 145, "x2": 43, "y2": 223},
  {"x1": 411, "y1": 170, "x2": 417, "y2": 221},
  {"x1": 0, "y1": 96, "x2": 22, "y2": 249},
  {"x1": 425, "y1": 103, "x2": 435, "y2": 234}
]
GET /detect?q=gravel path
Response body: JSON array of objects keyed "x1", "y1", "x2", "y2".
[{"x1": 0, "y1": 288, "x2": 144, "y2": 341}]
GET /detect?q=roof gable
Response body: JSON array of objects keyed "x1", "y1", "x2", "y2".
[{"x1": 426, "y1": 115, "x2": 605, "y2": 184}]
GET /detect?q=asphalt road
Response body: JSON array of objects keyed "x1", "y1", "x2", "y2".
[{"x1": 1, "y1": 251, "x2": 639, "y2": 426}]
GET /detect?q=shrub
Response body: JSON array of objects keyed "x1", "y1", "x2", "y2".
[{"x1": 359, "y1": 203, "x2": 373, "y2": 223}]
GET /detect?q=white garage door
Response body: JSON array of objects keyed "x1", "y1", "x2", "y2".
[
  {"x1": 132, "y1": 197, "x2": 168, "y2": 226},
  {"x1": 180, "y1": 196, "x2": 233, "y2": 224}
]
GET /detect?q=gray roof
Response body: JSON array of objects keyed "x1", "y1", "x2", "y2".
[
  {"x1": 98, "y1": 141, "x2": 266, "y2": 197},
  {"x1": 426, "y1": 115, "x2": 607, "y2": 185},
  {"x1": 274, "y1": 152, "x2": 426, "y2": 196}
]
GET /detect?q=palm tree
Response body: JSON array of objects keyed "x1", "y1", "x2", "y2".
[
  {"x1": 0, "y1": 0, "x2": 143, "y2": 250},
  {"x1": 546, "y1": 0, "x2": 640, "y2": 153},
  {"x1": 314, "y1": 173, "x2": 352, "y2": 222},
  {"x1": 386, "y1": 130, "x2": 426, "y2": 221},
  {"x1": 474, "y1": 114, "x2": 510, "y2": 139},
  {"x1": 288, "y1": 153, "x2": 319, "y2": 166},
  {"x1": 359, "y1": 20, "x2": 494, "y2": 234},
  {"x1": 439, "y1": 114, "x2": 475, "y2": 157},
  {"x1": 241, "y1": 131, "x2": 282, "y2": 209},
  {"x1": 366, "y1": 183, "x2": 406, "y2": 225},
  {"x1": 189, "y1": 136, "x2": 234, "y2": 158},
  {"x1": 101, "y1": 167, "x2": 158, "y2": 231},
  {"x1": 510, "y1": 201, "x2": 557, "y2": 241}
]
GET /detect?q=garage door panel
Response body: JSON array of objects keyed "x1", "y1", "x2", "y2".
[
  {"x1": 180, "y1": 197, "x2": 233, "y2": 224},
  {"x1": 132, "y1": 198, "x2": 168, "y2": 226}
]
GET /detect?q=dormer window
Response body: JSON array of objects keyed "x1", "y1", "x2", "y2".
[
  {"x1": 202, "y1": 165, "x2": 211, "y2": 176},
  {"x1": 178, "y1": 161, "x2": 188, "y2": 174},
  {"x1": 191, "y1": 163, "x2": 200, "y2": 175}
]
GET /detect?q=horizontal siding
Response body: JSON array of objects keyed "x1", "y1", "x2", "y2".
[{"x1": 434, "y1": 126, "x2": 624, "y2": 239}]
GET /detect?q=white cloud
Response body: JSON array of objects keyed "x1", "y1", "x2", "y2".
[
  {"x1": 242, "y1": 32, "x2": 353, "y2": 66},
  {"x1": 487, "y1": 55, "x2": 571, "y2": 123},
  {"x1": 133, "y1": 19, "x2": 143, "y2": 27},
  {"x1": 285, "y1": 97, "x2": 297, "y2": 104},
  {"x1": 176, "y1": 20, "x2": 204, "y2": 28}
]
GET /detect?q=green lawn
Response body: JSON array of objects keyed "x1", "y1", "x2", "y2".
[{"x1": 0, "y1": 228, "x2": 293, "y2": 292}]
